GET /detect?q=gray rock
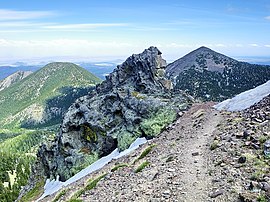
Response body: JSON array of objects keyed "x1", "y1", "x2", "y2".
[
  {"x1": 260, "y1": 182, "x2": 270, "y2": 192},
  {"x1": 37, "y1": 47, "x2": 192, "y2": 181},
  {"x1": 209, "y1": 189, "x2": 224, "y2": 198}
]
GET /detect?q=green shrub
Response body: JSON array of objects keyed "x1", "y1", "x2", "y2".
[{"x1": 210, "y1": 140, "x2": 219, "y2": 150}]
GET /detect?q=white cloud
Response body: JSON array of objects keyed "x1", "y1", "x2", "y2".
[
  {"x1": 265, "y1": 44, "x2": 270, "y2": 48},
  {"x1": 265, "y1": 16, "x2": 270, "y2": 20},
  {"x1": 0, "y1": 9, "x2": 56, "y2": 21},
  {"x1": 43, "y1": 23, "x2": 129, "y2": 29},
  {"x1": 0, "y1": 21, "x2": 52, "y2": 28},
  {"x1": 249, "y1": 44, "x2": 259, "y2": 47}
]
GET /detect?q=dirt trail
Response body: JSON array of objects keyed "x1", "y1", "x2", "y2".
[
  {"x1": 46, "y1": 103, "x2": 224, "y2": 202},
  {"x1": 174, "y1": 103, "x2": 223, "y2": 201}
]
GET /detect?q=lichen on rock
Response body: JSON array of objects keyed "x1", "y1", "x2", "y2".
[
  {"x1": 141, "y1": 107, "x2": 177, "y2": 137},
  {"x1": 35, "y1": 46, "x2": 192, "y2": 182}
]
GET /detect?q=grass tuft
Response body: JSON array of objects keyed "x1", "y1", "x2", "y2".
[
  {"x1": 68, "y1": 173, "x2": 107, "y2": 201},
  {"x1": 52, "y1": 189, "x2": 67, "y2": 202},
  {"x1": 85, "y1": 173, "x2": 107, "y2": 191},
  {"x1": 134, "y1": 161, "x2": 150, "y2": 173},
  {"x1": 111, "y1": 163, "x2": 129, "y2": 172},
  {"x1": 133, "y1": 144, "x2": 156, "y2": 164}
]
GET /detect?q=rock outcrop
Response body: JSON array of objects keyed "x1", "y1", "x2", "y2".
[{"x1": 38, "y1": 47, "x2": 192, "y2": 181}]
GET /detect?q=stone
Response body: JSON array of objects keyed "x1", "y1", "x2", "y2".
[
  {"x1": 243, "y1": 130, "x2": 250, "y2": 139},
  {"x1": 251, "y1": 143, "x2": 260, "y2": 150},
  {"x1": 35, "y1": 47, "x2": 192, "y2": 181},
  {"x1": 238, "y1": 156, "x2": 246, "y2": 164},
  {"x1": 260, "y1": 182, "x2": 270, "y2": 192},
  {"x1": 168, "y1": 168, "x2": 176, "y2": 172},
  {"x1": 192, "y1": 152, "x2": 199, "y2": 156},
  {"x1": 209, "y1": 189, "x2": 224, "y2": 198}
]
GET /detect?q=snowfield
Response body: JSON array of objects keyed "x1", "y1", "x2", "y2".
[
  {"x1": 214, "y1": 80, "x2": 270, "y2": 111},
  {"x1": 37, "y1": 137, "x2": 147, "y2": 201}
]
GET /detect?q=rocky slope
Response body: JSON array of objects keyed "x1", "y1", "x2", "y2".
[
  {"x1": 209, "y1": 96, "x2": 270, "y2": 201},
  {"x1": 0, "y1": 70, "x2": 32, "y2": 91},
  {"x1": 35, "y1": 100, "x2": 269, "y2": 202},
  {"x1": 166, "y1": 47, "x2": 270, "y2": 101},
  {"x1": 37, "y1": 103, "x2": 224, "y2": 202},
  {"x1": 0, "y1": 62, "x2": 101, "y2": 129}
]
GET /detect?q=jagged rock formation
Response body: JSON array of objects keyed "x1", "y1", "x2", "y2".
[
  {"x1": 0, "y1": 70, "x2": 32, "y2": 91},
  {"x1": 38, "y1": 47, "x2": 192, "y2": 181},
  {"x1": 166, "y1": 46, "x2": 270, "y2": 101}
]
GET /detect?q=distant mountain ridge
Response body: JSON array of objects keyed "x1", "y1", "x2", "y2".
[
  {"x1": 0, "y1": 70, "x2": 32, "y2": 91},
  {"x1": 166, "y1": 47, "x2": 270, "y2": 101},
  {"x1": 0, "y1": 62, "x2": 101, "y2": 128},
  {"x1": 0, "y1": 61, "x2": 117, "y2": 80}
]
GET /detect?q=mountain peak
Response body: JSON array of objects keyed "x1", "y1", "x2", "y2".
[
  {"x1": 166, "y1": 47, "x2": 237, "y2": 78},
  {"x1": 166, "y1": 47, "x2": 270, "y2": 101},
  {"x1": 0, "y1": 62, "x2": 101, "y2": 128},
  {"x1": 196, "y1": 46, "x2": 212, "y2": 51},
  {"x1": 144, "y1": 46, "x2": 162, "y2": 55}
]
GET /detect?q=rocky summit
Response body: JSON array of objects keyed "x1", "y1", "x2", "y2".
[
  {"x1": 37, "y1": 47, "x2": 192, "y2": 181},
  {"x1": 166, "y1": 46, "x2": 270, "y2": 101}
]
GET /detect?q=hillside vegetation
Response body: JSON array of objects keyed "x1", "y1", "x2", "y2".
[
  {"x1": 0, "y1": 62, "x2": 101, "y2": 201},
  {"x1": 0, "y1": 62, "x2": 101, "y2": 128}
]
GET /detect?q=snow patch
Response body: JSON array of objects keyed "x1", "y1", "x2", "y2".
[
  {"x1": 37, "y1": 137, "x2": 147, "y2": 201},
  {"x1": 214, "y1": 80, "x2": 270, "y2": 111}
]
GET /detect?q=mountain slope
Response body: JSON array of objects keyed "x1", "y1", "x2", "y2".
[
  {"x1": 166, "y1": 47, "x2": 270, "y2": 101},
  {"x1": 0, "y1": 71, "x2": 32, "y2": 91},
  {"x1": 0, "y1": 62, "x2": 101, "y2": 128}
]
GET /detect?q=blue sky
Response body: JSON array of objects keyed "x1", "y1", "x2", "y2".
[{"x1": 0, "y1": 0, "x2": 269, "y2": 63}]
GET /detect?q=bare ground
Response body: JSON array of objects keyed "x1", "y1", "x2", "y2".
[{"x1": 45, "y1": 103, "x2": 226, "y2": 202}]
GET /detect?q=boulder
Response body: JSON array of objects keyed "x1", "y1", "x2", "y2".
[{"x1": 37, "y1": 47, "x2": 192, "y2": 181}]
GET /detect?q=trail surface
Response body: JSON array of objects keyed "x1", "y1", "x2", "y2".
[{"x1": 45, "y1": 103, "x2": 224, "y2": 202}]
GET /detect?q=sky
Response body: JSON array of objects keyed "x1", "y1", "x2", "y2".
[{"x1": 0, "y1": 0, "x2": 269, "y2": 63}]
